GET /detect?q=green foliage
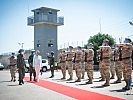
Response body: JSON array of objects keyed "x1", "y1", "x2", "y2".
[{"x1": 87, "y1": 33, "x2": 115, "y2": 51}]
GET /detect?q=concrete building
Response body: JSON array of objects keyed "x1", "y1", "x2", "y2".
[{"x1": 27, "y1": 7, "x2": 64, "y2": 60}]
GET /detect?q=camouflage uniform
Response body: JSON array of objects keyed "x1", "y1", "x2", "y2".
[
  {"x1": 114, "y1": 47, "x2": 122, "y2": 83},
  {"x1": 110, "y1": 48, "x2": 115, "y2": 79},
  {"x1": 74, "y1": 48, "x2": 83, "y2": 82},
  {"x1": 85, "y1": 48, "x2": 94, "y2": 84},
  {"x1": 9, "y1": 55, "x2": 17, "y2": 82},
  {"x1": 97, "y1": 49, "x2": 105, "y2": 81},
  {"x1": 58, "y1": 51, "x2": 66, "y2": 79},
  {"x1": 66, "y1": 48, "x2": 74, "y2": 81},
  {"x1": 81, "y1": 50, "x2": 86, "y2": 79},
  {"x1": 100, "y1": 46, "x2": 111, "y2": 86},
  {"x1": 121, "y1": 43, "x2": 132, "y2": 90}
]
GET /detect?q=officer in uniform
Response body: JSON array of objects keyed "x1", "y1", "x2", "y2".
[
  {"x1": 9, "y1": 53, "x2": 17, "y2": 82},
  {"x1": 58, "y1": 50, "x2": 66, "y2": 79},
  {"x1": 121, "y1": 38, "x2": 132, "y2": 90},
  {"x1": 47, "y1": 51, "x2": 55, "y2": 78},
  {"x1": 28, "y1": 50, "x2": 36, "y2": 81},
  {"x1": 74, "y1": 46, "x2": 83, "y2": 82},
  {"x1": 66, "y1": 46, "x2": 74, "y2": 81},
  {"x1": 17, "y1": 49, "x2": 25, "y2": 85},
  {"x1": 100, "y1": 39, "x2": 111, "y2": 86},
  {"x1": 85, "y1": 43, "x2": 94, "y2": 84},
  {"x1": 113, "y1": 45, "x2": 122, "y2": 83}
]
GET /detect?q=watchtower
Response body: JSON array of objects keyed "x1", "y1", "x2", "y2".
[{"x1": 27, "y1": 7, "x2": 64, "y2": 60}]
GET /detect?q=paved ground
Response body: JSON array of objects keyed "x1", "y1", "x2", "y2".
[{"x1": 0, "y1": 69, "x2": 133, "y2": 100}]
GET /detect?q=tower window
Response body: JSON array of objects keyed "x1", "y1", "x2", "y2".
[{"x1": 48, "y1": 43, "x2": 53, "y2": 47}]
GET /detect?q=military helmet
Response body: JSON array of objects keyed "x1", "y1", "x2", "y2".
[{"x1": 18, "y1": 49, "x2": 24, "y2": 53}]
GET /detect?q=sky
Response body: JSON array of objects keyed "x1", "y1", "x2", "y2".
[{"x1": 0, "y1": 0, "x2": 133, "y2": 54}]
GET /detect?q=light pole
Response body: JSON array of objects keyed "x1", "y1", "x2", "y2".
[{"x1": 18, "y1": 42, "x2": 24, "y2": 49}]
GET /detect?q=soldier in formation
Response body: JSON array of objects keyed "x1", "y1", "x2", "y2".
[
  {"x1": 66, "y1": 46, "x2": 74, "y2": 81},
  {"x1": 99, "y1": 39, "x2": 111, "y2": 86},
  {"x1": 58, "y1": 50, "x2": 67, "y2": 79},
  {"x1": 73, "y1": 46, "x2": 83, "y2": 82},
  {"x1": 121, "y1": 38, "x2": 132, "y2": 90},
  {"x1": 85, "y1": 43, "x2": 94, "y2": 84}
]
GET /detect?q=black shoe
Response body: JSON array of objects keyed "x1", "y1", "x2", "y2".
[
  {"x1": 122, "y1": 86, "x2": 131, "y2": 90},
  {"x1": 99, "y1": 79, "x2": 105, "y2": 81},
  {"x1": 19, "y1": 83, "x2": 22, "y2": 85},
  {"x1": 13, "y1": 79, "x2": 16, "y2": 82},
  {"x1": 21, "y1": 80, "x2": 24, "y2": 84},
  {"x1": 86, "y1": 81, "x2": 93, "y2": 84},
  {"x1": 49, "y1": 76, "x2": 54, "y2": 78}
]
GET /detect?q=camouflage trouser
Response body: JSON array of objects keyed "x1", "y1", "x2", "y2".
[
  {"x1": 101, "y1": 59, "x2": 111, "y2": 82},
  {"x1": 81, "y1": 62, "x2": 85, "y2": 78},
  {"x1": 60, "y1": 62, "x2": 66, "y2": 78},
  {"x1": 86, "y1": 61, "x2": 94, "y2": 81},
  {"x1": 115, "y1": 61, "x2": 122, "y2": 80},
  {"x1": 66, "y1": 61, "x2": 73, "y2": 78},
  {"x1": 10, "y1": 66, "x2": 16, "y2": 78},
  {"x1": 75, "y1": 62, "x2": 81, "y2": 79},
  {"x1": 99, "y1": 61, "x2": 105, "y2": 80},
  {"x1": 110, "y1": 61, "x2": 115, "y2": 77},
  {"x1": 122, "y1": 58, "x2": 132, "y2": 80}
]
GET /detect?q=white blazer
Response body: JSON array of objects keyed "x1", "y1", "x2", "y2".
[{"x1": 33, "y1": 55, "x2": 42, "y2": 70}]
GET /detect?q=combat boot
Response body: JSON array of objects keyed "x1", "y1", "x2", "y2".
[
  {"x1": 75, "y1": 78, "x2": 81, "y2": 82},
  {"x1": 99, "y1": 78, "x2": 105, "y2": 81},
  {"x1": 115, "y1": 78, "x2": 121, "y2": 83},
  {"x1": 13, "y1": 77, "x2": 16, "y2": 82},
  {"x1": 86, "y1": 79, "x2": 93, "y2": 84},
  {"x1": 61, "y1": 76, "x2": 66, "y2": 80},
  {"x1": 81, "y1": 75, "x2": 84, "y2": 79},
  {"x1": 11, "y1": 77, "x2": 13, "y2": 82},
  {"x1": 103, "y1": 81, "x2": 110, "y2": 86},
  {"x1": 67, "y1": 76, "x2": 73, "y2": 81},
  {"x1": 122, "y1": 80, "x2": 131, "y2": 90},
  {"x1": 49, "y1": 73, "x2": 54, "y2": 78},
  {"x1": 110, "y1": 75, "x2": 115, "y2": 79}
]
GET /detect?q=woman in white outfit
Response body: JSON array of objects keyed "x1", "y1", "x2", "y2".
[{"x1": 33, "y1": 50, "x2": 42, "y2": 82}]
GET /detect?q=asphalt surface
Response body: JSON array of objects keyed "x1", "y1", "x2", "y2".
[{"x1": 0, "y1": 69, "x2": 133, "y2": 100}]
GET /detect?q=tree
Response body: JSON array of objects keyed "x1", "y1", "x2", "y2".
[{"x1": 85, "y1": 33, "x2": 115, "y2": 65}]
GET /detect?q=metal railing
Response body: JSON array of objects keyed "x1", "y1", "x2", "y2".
[{"x1": 27, "y1": 15, "x2": 64, "y2": 25}]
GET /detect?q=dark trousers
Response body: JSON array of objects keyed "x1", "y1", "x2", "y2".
[
  {"x1": 18, "y1": 68, "x2": 25, "y2": 83},
  {"x1": 29, "y1": 65, "x2": 36, "y2": 80},
  {"x1": 50, "y1": 65, "x2": 54, "y2": 75}
]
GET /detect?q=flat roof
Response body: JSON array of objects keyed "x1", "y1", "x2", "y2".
[{"x1": 32, "y1": 7, "x2": 60, "y2": 12}]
